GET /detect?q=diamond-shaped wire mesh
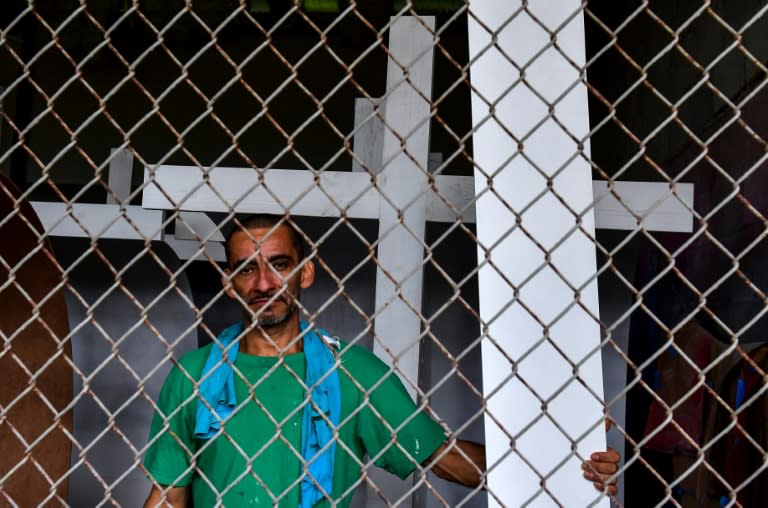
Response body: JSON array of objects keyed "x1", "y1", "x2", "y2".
[{"x1": 1, "y1": 1, "x2": 767, "y2": 506}]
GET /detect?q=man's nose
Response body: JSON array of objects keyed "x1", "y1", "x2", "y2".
[{"x1": 254, "y1": 265, "x2": 280, "y2": 292}]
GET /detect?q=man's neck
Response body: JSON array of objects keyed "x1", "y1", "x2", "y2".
[{"x1": 239, "y1": 315, "x2": 302, "y2": 356}]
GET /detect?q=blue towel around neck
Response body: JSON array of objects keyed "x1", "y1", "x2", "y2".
[
  {"x1": 194, "y1": 321, "x2": 341, "y2": 508},
  {"x1": 298, "y1": 321, "x2": 341, "y2": 508},
  {"x1": 194, "y1": 321, "x2": 242, "y2": 439}
]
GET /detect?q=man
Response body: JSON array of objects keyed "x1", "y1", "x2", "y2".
[{"x1": 143, "y1": 214, "x2": 619, "y2": 507}]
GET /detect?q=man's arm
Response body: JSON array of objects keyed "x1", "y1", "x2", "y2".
[
  {"x1": 427, "y1": 440, "x2": 620, "y2": 495},
  {"x1": 143, "y1": 485, "x2": 189, "y2": 508},
  {"x1": 428, "y1": 439, "x2": 486, "y2": 487}
]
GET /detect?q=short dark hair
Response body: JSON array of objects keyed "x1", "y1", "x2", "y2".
[{"x1": 224, "y1": 214, "x2": 305, "y2": 266}]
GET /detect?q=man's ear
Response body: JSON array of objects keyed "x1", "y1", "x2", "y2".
[
  {"x1": 299, "y1": 259, "x2": 315, "y2": 289},
  {"x1": 222, "y1": 268, "x2": 237, "y2": 300}
]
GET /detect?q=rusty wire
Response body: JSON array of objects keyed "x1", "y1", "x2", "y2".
[{"x1": 1, "y1": 1, "x2": 767, "y2": 507}]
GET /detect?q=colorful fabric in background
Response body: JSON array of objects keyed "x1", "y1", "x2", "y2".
[
  {"x1": 642, "y1": 320, "x2": 722, "y2": 454},
  {"x1": 701, "y1": 344, "x2": 768, "y2": 507}
]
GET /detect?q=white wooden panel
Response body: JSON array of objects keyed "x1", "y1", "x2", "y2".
[
  {"x1": 367, "y1": 16, "x2": 435, "y2": 508},
  {"x1": 174, "y1": 211, "x2": 225, "y2": 242},
  {"x1": 428, "y1": 176, "x2": 694, "y2": 231},
  {"x1": 352, "y1": 98, "x2": 385, "y2": 174},
  {"x1": 142, "y1": 166, "x2": 380, "y2": 218},
  {"x1": 428, "y1": 175, "x2": 478, "y2": 223},
  {"x1": 31, "y1": 202, "x2": 162, "y2": 240},
  {"x1": 144, "y1": 167, "x2": 693, "y2": 232},
  {"x1": 372, "y1": 16, "x2": 435, "y2": 399},
  {"x1": 427, "y1": 152, "x2": 443, "y2": 173},
  {"x1": 106, "y1": 148, "x2": 134, "y2": 204},
  {"x1": 592, "y1": 180, "x2": 694, "y2": 232},
  {"x1": 163, "y1": 235, "x2": 226, "y2": 262},
  {"x1": 468, "y1": 1, "x2": 607, "y2": 506}
]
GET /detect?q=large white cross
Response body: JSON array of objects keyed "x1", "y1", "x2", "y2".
[{"x1": 30, "y1": 10, "x2": 694, "y2": 507}]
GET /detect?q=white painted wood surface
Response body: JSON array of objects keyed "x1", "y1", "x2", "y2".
[
  {"x1": 142, "y1": 165, "x2": 382, "y2": 218},
  {"x1": 468, "y1": 1, "x2": 608, "y2": 506},
  {"x1": 371, "y1": 15, "x2": 435, "y2": 401},
  {"x1": 106, "y1": 148, "x2": 134, "y2": 204},
  {"x1": 174, "y1": 211, "x2": 226, "y2": 242},
  {"x1": 31, "y1": 202, "x2": 162, "y2": 240},
  {"x1": 163, "y1": 234, "x2": 227, "y2": 262},
  {"x1": 143, "y1": 167, "x2": 693, "y2": 233},
  {"x1": 363, "y1": 16, "x2": 436, "y2": 508},
  {"x1": 352, "y1": 97, "x2": 385, "y2": 174},
  {"x1": 592, "y1": 180, "x2": 694, "y2": 232}
]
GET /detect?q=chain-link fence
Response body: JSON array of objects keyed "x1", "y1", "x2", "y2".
[{"x1": 1, "y1": 0, "x2": 767, "y2": 506}]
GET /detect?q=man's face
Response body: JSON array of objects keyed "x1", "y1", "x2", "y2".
[{"x1": 223, "y1": 226, "x2": 314, "y2": 327}]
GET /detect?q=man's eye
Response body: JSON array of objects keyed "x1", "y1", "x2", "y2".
[
  {"x1": 240, "y1": 265, "x2": 255, "y2": 274},
  {"x1": 272, "y1": 262, "x2": 288, "y2": 271}
]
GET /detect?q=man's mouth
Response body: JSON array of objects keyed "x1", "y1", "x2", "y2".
[{"x1": 248, "y1": 295, "x2": 285, "y2": 307}]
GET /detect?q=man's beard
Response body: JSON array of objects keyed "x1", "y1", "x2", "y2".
[
  {"x1": 256, "y1": 299, "x2": 299, "y2": 327},
  {"x1": 247, "y1": 288, "x2": 301, "y2": 327}
]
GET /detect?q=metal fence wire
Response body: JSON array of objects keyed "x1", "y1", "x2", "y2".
[{"x1": 1, "y1": 0, "x2": 767, "y2": 507}]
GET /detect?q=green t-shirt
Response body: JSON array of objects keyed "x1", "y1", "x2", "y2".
[{"x1": 144, "y1": 341, "x2": 446, "y2": 507}]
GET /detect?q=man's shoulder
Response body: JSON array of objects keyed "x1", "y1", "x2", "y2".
[{"x1": 337, "y1": 341, "x2": 397, "y2": 383}]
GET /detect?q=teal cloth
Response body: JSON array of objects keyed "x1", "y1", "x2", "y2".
[
  {"x1": 194, "y1": 322, "x2": 242, "y2": 439},
  {"x1": 299, "y1": 321, "x2": 341, "y2": 507},
  {"x1": 194, "y1": 321, "x2": 341, "y2": 507}
]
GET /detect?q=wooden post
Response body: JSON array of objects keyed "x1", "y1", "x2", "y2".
[
  {"x1": 106, "y1": 148, "x2": 134, "y2": 204},
  {"x1": 367, "y1": 15, "x2": 435, "y2": 508},
  {"x1": 371, "y1": 15, "x2": 435, "y2": 401},
  {"x1": 468, "y1": 1, "x2": 609, "y2": 505},
  {"x1": 352, "y1": 98, "x2": 384, "y2": 175}
]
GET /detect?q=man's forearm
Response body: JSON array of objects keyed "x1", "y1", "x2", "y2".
[
  {"x1": 427, "y1": 441, "x2": 619, "y2": 495},
  {"x1": 429, "y1": 439, "x2": 486, "y2": 488}
]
